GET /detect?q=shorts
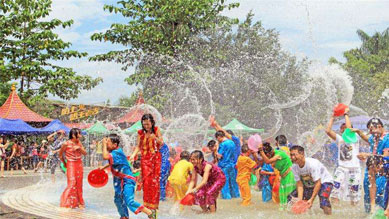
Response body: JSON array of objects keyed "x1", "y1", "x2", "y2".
[
  {"x1": 10, "y1": 156, "x2": 22, "y2": 168},
  {"x1": 288, "y1": 182, "x2": 333, "y2": 209},
  {"x1": 49, "y1": 156, "x2": 60, "y2": 174},
  {"x1": 0, "y1": 155, "x2": 6, "y2": 162},
  {"x1": 33, "y1": 155, "x2": 39, "y2": 164},
  {"x1": 331, "y1": 166, "x2": 361, "y2": 202}
]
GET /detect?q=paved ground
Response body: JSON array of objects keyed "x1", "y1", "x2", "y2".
[
  {"x1": 0, "y1": 169, "x2": 372, "y2": 219},
  {"x1": 0, "y1": 171, "x2": 49, "y2": 219}
]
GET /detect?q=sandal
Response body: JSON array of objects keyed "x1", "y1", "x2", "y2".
[{"x1": 148, "y1": 209, "x2": 157, "y2": 219}]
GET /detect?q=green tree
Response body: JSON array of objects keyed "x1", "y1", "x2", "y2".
[
  {"x1": 0, "y1": 82, "x2": 12, "y2": 105},
  {"x1": 90, "y1": 0, "x2": 239, "y2": 105},
  {"x1": 0, "y1": 0, "x2": 102, "y2": 100},
  {"x1": 330, "y1": 28, "x2": 389, "y2": 116},
  {"x1": 123, "y1": 13, "x2": 312, "y2": 136}
]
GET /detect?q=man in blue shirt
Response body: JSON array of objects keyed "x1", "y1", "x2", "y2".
[
  {"x1": 210, "y1": 116, "x2": 241, "y2": 198},
  {"x1": 226, "y1": 130, "x2": 242, "y2": 198},
  {"x1": 215, "y1": 130, "x2": 240, "y2": 199},
  {"x1": 354, "y1": 118, "x2": 389, "y2": 213}
]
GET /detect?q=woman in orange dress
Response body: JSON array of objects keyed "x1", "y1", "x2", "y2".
[
  {"x1": 130, "y1": 114, "x2": 163, "y2": 210},
  {"x1": 59, "y1": 128, "x2": 87, "y2": 209}
]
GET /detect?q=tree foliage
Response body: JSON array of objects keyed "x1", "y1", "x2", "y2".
[
  {"x1": 0, "y1": 82, "x2": 12, "y2": 105},
  {"x1": 118, "y1": 12, "x2": 310, "y2": 137},
  {"x1": 90, "y1": 0, "x2": 239, "y2": 88},
  {"x1": 0, "y1": 0, "x2": 102, "y2": 100},
  {"x1": 330, "y1": 28, "x2": 389, "y2": 116}
]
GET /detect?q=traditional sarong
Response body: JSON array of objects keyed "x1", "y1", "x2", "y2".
[
  {"x1": 138, "y1": 127, "x2": 162, "y2": 209},
  {"x1": 279, "y1": 171, "x2": 296, "y2": 208},
  {"x1": 60, "y1": 159, "x2": 84, "y2": 208},
  {"x1": 195, "y1": 161, "x2": 226, "y2": 206},
  {"x1": 159, "y1": 144, "x2": 171, "y2": 201}
]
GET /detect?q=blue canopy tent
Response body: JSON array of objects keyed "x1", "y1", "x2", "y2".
[
  {"x1": 333, "y1": 116, "x2": 389, "y2": 131},
  {"x1": 39, "y1": 119, "x2": 71, "y2": 133},
  {"x1": 0, "y1": 118, "x2": 44, "y2": 135}
]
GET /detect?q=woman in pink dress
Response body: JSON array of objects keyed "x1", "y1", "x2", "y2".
[
  {"x1": 186, "y1": 150, "x2": 226, "y2": 213},
  {"x1": 59, "y1": 128, "x2": 87, "y2": 209}
]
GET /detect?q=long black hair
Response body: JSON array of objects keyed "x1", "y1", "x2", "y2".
[
  {"x1": 0, "y1": 135, "x2": 6, "y2": 144},
  {"x1": 69, "y1": 128, "x2": 80, "y2": 140},
  {"x1": 190, "y1": 150, "x2": 204, "y2": 161},
  {"x1": 141, "y1": 113, "x2": 156, "y2": 134}
]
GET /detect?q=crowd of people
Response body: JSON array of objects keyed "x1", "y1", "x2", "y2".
[
  {"x1": 2, "y1": 109, "x2": 388, "y2": 219},
  {"x1": 0, "y1": 134, "x2": 64, "y2": 177},
  {"x1": 0, "y1": 130, "x2": 106, "y2": 181}
]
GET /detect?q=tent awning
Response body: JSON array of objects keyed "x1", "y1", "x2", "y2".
[
  {"x1": 39, "y1": 119, "x2": 71, "y2": 133},
  {"x1": 222, "y1": 118, "x2": 264, "y2": 133},
  {"x1": 86, "y1": 122, "x2": 109, "y2": 135},
  {"x1": 0, "y1": 118, "x2": 45, "y2": 135},
  {"x1": 124, "y1": 121, "x2": 142, "y2": 134}
]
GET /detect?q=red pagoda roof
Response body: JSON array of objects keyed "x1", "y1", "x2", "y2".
[
  {"x1": 116, "y1": 92, "x2": 146, "y2": 123},
  {"x1": 0, "y1": 84, "x2": 52, "y2": 122}
]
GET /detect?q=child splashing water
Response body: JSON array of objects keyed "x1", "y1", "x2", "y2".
[
  {"x1": 236, "y1": 144, "x2": 258, "y2": 206},
  {"x1": 168, "y1": 151, "x2": 193, "y2": 204},
  {"x1": 260, "y1": 162, "x2": 275, "y2": 203},
  {"x1": 186, "y1": 150, "x2": 226, "y2": 213},
  {"x1": 100, "y1": 134, "x2": 156, "y2": 219},
  {"x1": 258, "y1": 142, "x2": 295, "y2": 210}
]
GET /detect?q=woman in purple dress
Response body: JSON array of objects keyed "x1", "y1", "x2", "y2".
[{"x1": 186, "y1": 150, "x2": 226, "y2": 213}]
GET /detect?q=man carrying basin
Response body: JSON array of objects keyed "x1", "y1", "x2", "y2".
[
  {"x1": 325, "y1": 106, "x2": 361, "y2": 206},
  {"x1": 289, "y1": 145, "x2": 334, "y2": 215}
]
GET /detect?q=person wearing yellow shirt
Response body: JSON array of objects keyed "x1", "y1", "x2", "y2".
[
  {"x1": 236, "y1": 144, "x2": 258, "y2": 206},
  {"x1": 168, "y1": 151, "x2": 194, "y2": 203}
]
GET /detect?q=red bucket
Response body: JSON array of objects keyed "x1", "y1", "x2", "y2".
[
  {"x1": 180, "y1": 193, "x2": 195, "y2": 206},
  {"x1": 333, "y1": 103, "x2": 348, "y2": 117},
  {"x1": 291, "y1": 200, "x2": 310, "y2": 214},
  {"x1": 88, "y1": 169, "x2": 109, "y2": 188}
]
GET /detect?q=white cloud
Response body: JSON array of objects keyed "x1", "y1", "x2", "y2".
[
  {"x1": 224, "y1": 0, "x2": 389, "y2": 62},
  {"x1": 318, "y1": 41, "x2": 360, "y2": 50},
  {"x1": 47, "y1": 0, "x2": 389, "y2": 103},
  {"x1": 54, "y1": 30, "x2": 81, "y2": 43},
  {"x1": 49, "y1": 58, "x2": 137, "y2": 104},
  {"x1": 48, "y1": 0, "x2": 108, "y2": 27}
]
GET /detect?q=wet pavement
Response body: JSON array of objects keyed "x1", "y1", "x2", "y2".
[
  {"x1": 0, "y1": 171, "x2": 50, "y2": 219},
  {"x1": 0, "y1": 169, "x2": 375, "y2": 219}
]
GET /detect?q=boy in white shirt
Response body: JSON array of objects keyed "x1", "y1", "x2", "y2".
[
  {"x1": 289, "y1": 145, "x2": 334, "y2": 215},
  {"x1": 325, "y1": 108, "x2": 361, "y2": 205}
]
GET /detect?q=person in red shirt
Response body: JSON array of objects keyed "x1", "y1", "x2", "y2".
[{"x1": 9, "y1": 139, "x2": 27, "y2": 175}]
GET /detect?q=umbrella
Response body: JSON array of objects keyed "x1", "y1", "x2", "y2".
[
  {"x1": 333, "y1": 116, "x2": 389, "y2": 131},
  {"x1": 222, "y1": 119, "x2": 264, "y2": 133}
]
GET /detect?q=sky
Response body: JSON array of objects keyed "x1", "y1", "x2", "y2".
[{"x1": 47, "y1": 0, "x2": 389, "y2": 105}]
